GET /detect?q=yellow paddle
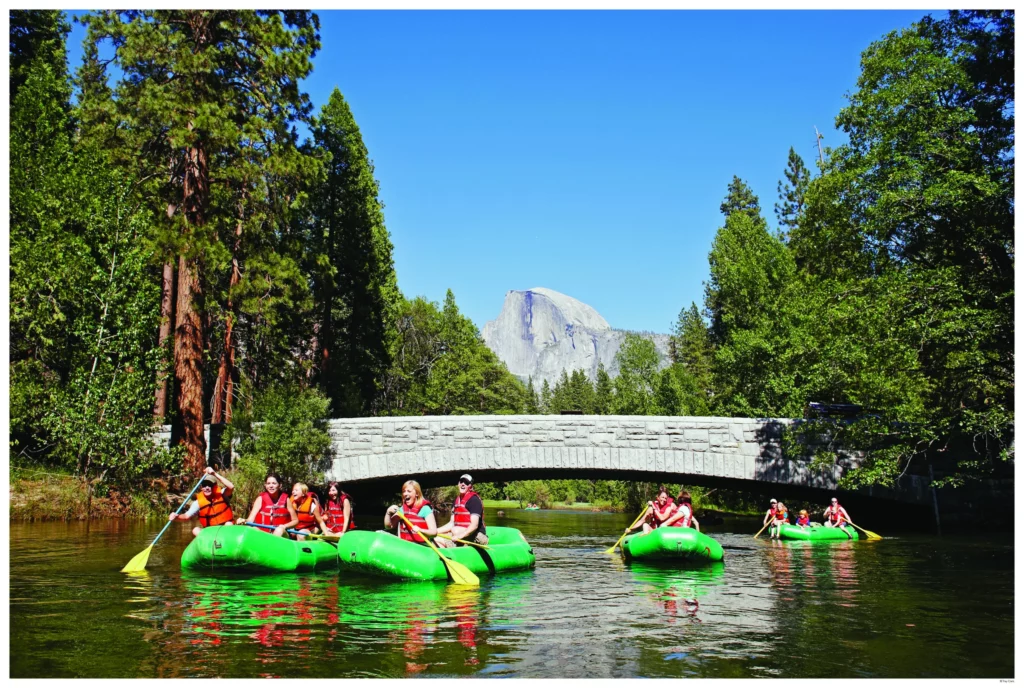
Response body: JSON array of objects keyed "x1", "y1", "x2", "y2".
[
  {"x1": 753, "y1": 520, "x2": 771, "y2": 539},
  {"x1": 122, "y1": 476, "x2": 205, "y2": 573},
  {"x1": 847, "y1": 521, "x2": 882, "y2": 540},
  {"x1": 395, "y1": 512, "x2": 479, "y2": 586},
  {"x1": 605, "y1": 507, "x2": 649, "y2": 554},
  {"x1": 435, "y1": 533, "x2": 492, "y2": 550}
]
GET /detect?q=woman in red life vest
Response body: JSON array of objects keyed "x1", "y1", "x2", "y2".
[
  {"x1": 279, "y1": 482, "x2": 331, "y2": 540},
  {"x1": 384, "y1": 480, "x2": 437, "y2": 545},
  {"x1": 322, "y1": 481, "x2": 355, "y2": 533},
  {"x1": 437, "y1": 473, "x2": 488, "y2": 548},
  {"x1": 169, "y1": 467, "x2": 235, "y2": 537},
  {"x1": 663, "y1": 489, "x2": 701, "y2": 531},
  {"x1": 823, "y1": 497, "x2": 852, "y2": 536},
  {"x1": 237, "y1": 473, "x2": 292, "y2": 529},
  {"x1": 770, "y1": 502, "x2": 790, "y2": 539},
  {"x1": 624, "y1": 485, "x2": 677, "y2": 536}
]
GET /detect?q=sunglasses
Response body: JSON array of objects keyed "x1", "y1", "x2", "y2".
[{"x1": 459, "y1": 479, "x2": 471, "y2": 486}]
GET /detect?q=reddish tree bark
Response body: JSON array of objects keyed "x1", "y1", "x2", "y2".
[
  {"x1": 175, "y1": 137, "x2": 209, "y2": 474},
  {"x1": 153, "y1": 259, "x2": 176, "y2": 421}
]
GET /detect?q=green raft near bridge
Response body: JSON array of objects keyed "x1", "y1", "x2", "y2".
[
  {"x1": 336, "y1": 526, "x2": 535, "y2": 581},
  {"x1": 180, "y1": 525, "x2": 339, "y2": 573},
  {"x1": 622, "y1": 527, "x2": 725, "y2": 564},
  {"x1": 776, "y1": 523, "x2": 859, "y2": 541}
]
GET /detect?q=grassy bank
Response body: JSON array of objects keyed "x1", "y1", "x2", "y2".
[{"x1": 9, "y1": 466, "x2": 187, "y2": 521}]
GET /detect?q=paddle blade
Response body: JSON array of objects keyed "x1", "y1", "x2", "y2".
[
  {"x1": 604, "y1": 535, "x2": 626, "y2": 555},
  {"x1": 121, "y1": 545, "x2": 153, "y2": 573},
  {"x1": 441, "y1": 555, "x2": 480, "y2": 586},
  {"x1": 864, "y1": 530, "x2": 882, "y2": 540}
]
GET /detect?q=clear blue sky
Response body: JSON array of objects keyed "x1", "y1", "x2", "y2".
[{"x1": 65, "y1": 10, "x2": 937, "y2": 334}]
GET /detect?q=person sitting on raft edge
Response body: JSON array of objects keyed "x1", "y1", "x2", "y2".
[
  {"x1": 168, "y1": 466, "x2": 235, "y2": 537},
  {"x1": 770, "y1": 502, "x2": 790, "y2": 539},
  {"x1": 322, "y1": 481, "x2": 356, "y2": 533},
  {"x1": 823, "y1": 497, "x2": 853, "y2": 535},
  {"x1": 436, "y1": 474, "x2": 489, "y2": 548},
  {"x1": 237, "y1": 473, "x2": 290, "y2": 530},
  {"x1": 624, "y1": 485, "x2": 677, "y2": 536},
  {"x1": 384, "y1": 480, "x2": 437, "y2": 545},
  {"x1": 277, "y1": 482, "x2": 333, "y2": 540},
  {"x1": 662, "y1": 489, "x2": 700, "y2": 531}
]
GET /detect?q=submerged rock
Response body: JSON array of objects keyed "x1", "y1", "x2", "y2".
[{"x1": 481, "y1": 287, "x2": 671, "y2": 387}]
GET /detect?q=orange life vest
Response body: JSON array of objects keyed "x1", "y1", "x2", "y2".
[
  {"x1": 324, "y1": 494, "x2": 356, "y2": 531},
  {"x1": 775, "y1": 509, "x2": 789, "y2": 524},
  {"x1": 827, "y1": 504, "x2": 846, "y2": 525},
  {"x1": 292, "y1": 493, "x2": 318, "y2": 531},
  {"x1": 399, "y1": 499, "x2": 431, "y2": 544},
  {"x1": 197, "y1": 486, "x2": 234, "y2": 528},
  {"x1": 453, "y1": 490, "x2": 485, "y2": 534},
  {"x1": 255, "y1": 490, "x2": 290, "y2": 526}
]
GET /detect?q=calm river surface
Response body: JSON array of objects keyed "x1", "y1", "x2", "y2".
[{"x1": 9, "y1": 510, "x2": 1014, "y2": 678}]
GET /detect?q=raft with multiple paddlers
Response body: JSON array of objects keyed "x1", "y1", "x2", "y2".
[
  {"x1": 180, "y1": 525, "x2": 339, "y2": 573},
  {"x1": 776, "y1": 523, "x2": 859, "y2": 541},
  {"x1": 622, "y1": 526, "x2": 725, "y2": 564},
  {"x1": 336, "y1": 526, "x2": 535, "y2": 581}
]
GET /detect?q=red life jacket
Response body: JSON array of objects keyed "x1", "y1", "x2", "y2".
[
  {"x1": 827, "y1": 504, "x2": 846, "y2": 525},
  {"x1": 255, "y1": 490, "x2": 290, "y2": 526},
  {"x1": 453, "y1": 490, "x2": 485, "y2": 534},
  {"x1": 648, "y1": 500, "x2": 677, "y2": 527},
  {"x1": 775, "y1": 509, "x2": 789, "y2": 524},
  {"x1": 671, "y1": 503, "x2": 693, "y2": 528},
  {"x1": 197, "y1": 486, "x2": 234, "y2": 528},
  {"x1": 293, "y1": 494, "x2": 318, "y2": 531},
  {"x1": 399, "y1": 499, "x2": 431, "y2": 544},
  {"x1": 323, "y1": 494, "x2": 356, "y2": 531}
]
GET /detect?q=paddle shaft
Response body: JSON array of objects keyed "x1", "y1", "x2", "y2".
[
  {"x1": 606, "y1": 507, "x2": 649, "y2": 553},
  {"x1": 753, "y1": 520, "x2": 771, "y2": 539},
  {"x1": 152, "y1": 476, "x2": 207, "y2": 546},
  {"x1": 245, "y1": 521, "x2": 338, "y2": 541},
  {"x1": 435, "y1": 533, "x2": 490, "y2": 549},
  {"x1": 846, "y1": 520, "x2": 881, "y2": 539}
]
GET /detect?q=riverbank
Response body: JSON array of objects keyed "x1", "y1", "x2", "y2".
[
  {"x1": 8, "y1": 467, "x2": 181, "y2": 521},
  {"x1": 483, "y1": 499, "x2": 624, "y2": 512}
]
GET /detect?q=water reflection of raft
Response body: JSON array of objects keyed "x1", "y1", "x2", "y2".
[
  {"x1": 622, "y1": 527, "x2": 725, "y2": 564},
  {"x1": 336, "y1": 526, "x2": 535, "y2": 581},
  {"x1": 777, "y1": 523, "x2": 859, "y2": 541},
  {"x1": 180, "y1": 525, "x2": 339, "y2": 573}
]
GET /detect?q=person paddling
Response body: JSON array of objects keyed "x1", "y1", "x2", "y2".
[
  {"x1": 663, "y1": 490, "x2": 700, "y2": 531},
  {"x1": 625, "y1": 486, "x2": 677, "y2": 536},
  {"x1": 168, "y1": 467, "x2": 235, "y2": 537},
  {"x1": 763, "y1": 498, "x2": 780, "y2": 530},
  {"x1": 237, "y1": 474, "x2": 290, "y2": 529},
  {"x1": 437, "y1": 474, "x2": 488, "y2": 548},
  {"x1": 322, "y1": 481, "x2": 356, "y2": 533},
  {"x1": 823, "y1": 497, "x2": 853, "y2": 536},
  {"x1": 279, "y1": 483, "x2": 332, "y2": 540},
  {"x1": 384, "y1": 480, "x2": 437, "y2": 545}
]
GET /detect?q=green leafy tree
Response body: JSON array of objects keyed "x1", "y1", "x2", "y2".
[
  {"x1": 613, "y1": 333, "x2": 660, "y2": 415},
  {"x1": 593, "y1": 362, "x2": 614, "y2": 415},
  {"x1": 525, "y1": 377, "x2": 541, "y2": 414},
  {"x1": 719, "y1": 175, "x2": 764, "y2": 224},
  {"x1": 80, "y1": 10, "x2": 321, "y2": 473}
]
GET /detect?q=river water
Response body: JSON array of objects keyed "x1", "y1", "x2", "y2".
[{"x1": 8, "y1": 510, "x2": 1014, "y2": 678}]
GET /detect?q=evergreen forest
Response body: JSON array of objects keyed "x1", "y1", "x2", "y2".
[{"x1": 9, "y1": 11, "x2": 1013, "y2": 511}]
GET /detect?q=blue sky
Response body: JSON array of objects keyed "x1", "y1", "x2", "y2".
[{"x1": 65, "y1": 10, "x2": 937, "y2": 334}]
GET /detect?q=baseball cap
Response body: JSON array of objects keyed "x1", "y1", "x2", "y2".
[
  {"x1": 459, "y1": 474, "x2": 473, "y2": 484},
  {"x1": 770, "y1": 498, "x2": 777, "y2": 503}
]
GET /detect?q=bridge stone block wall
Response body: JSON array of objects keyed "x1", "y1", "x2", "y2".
[{"x1": 321, "y1": 415, "x2": 902, "y2": 500}]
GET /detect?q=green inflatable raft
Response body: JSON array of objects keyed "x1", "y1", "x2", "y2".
[
  {"x1": 180, "y1": 525, "x2": 339, "y2": 573},
  {"x1": 776, "y1": 523, "x2": 859, "y2": 541},
  {"x1": 621, "y1": 526, "x2": 724, "y2": 564},
  {"x1": 336, "y1": 526, "x2": 535, "y2": 581}
]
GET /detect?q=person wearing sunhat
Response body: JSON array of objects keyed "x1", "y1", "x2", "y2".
[
  {"x1": 168, "y1": 466, "x2": 235, "y2": 537},
  {"x1": 762, "y1": 498, "x2": 780, "y2": 529},
  {"x1": 436, "y1": 474, "x2": 488, "y2": 548}
]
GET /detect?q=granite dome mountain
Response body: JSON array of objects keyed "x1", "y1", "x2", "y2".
[{"x1": 481, "y1": 288, "x2": 671, "y2": 387}]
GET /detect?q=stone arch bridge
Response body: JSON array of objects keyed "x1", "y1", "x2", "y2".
[{"x1": 319, "y1": 415, "x2": 933, "y2": 508}]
